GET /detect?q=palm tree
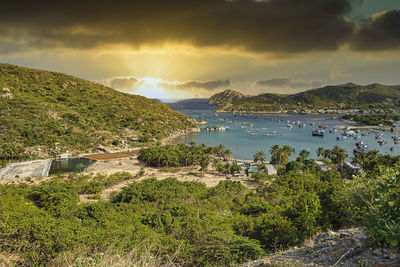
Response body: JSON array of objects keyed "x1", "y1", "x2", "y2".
[
  {"x1": 322, "y1": 149, "x2": 332, "y2": 160},
  {"x1": 270, "y1": 145, "x2": 286, "y2": 166},
  {"x1": 353, "y1": 150, "x2": 378, "y2": 170},
  {"x1": 317, "y1": 147, "x2": 324, "y2": 157},
  {"x1": 200, "y1": 154, "x2": 210, "y2": 173},
  {"x1": 212, "y1": 158, "x2": 221, "y2": 168},
  {"x1": 217, "y1": 144, "x2": 226, "y2": 157},
  {"x1": 282, "y1": 145, "x2": 292, "y2": 157},
  {"x1": 299, "y1": 149, "x2": 310, "y2": 159},
  {"x1": 282, "y1": 145, "x2": 292, "y2": 165},
  {"x1": 332, "y1": 145, "x2": 347, "y2": 167},
  {"x1": 270, "y1": 144, "x2": 280, "y2": 156},
  {"x1": 223, "y1": 149, "x2": 232, "y2": 161},
  {"x1": 253, "y1": 151, "x2": 266, "y2": 163}
]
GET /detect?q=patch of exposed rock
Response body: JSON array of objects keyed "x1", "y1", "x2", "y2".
[
  {"x1": 243, "y1": 228, "x2": 399, "y2": 267},
  {"x1": 162, "y1": 127, "x2": 200, "y2": 144},
  {"x1": 208, "y1": 89, "x2": 246, "y2": 105},
  {"x1": 1, "y1": 87, "x2": 14, "y2": 99}
]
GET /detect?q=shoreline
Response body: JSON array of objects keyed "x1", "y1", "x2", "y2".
[{"x1": 161, "y1": 127, "x2": 201, "y2": 145}]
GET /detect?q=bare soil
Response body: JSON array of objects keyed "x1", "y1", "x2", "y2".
[{"x1": 84, "y1": 152, "x2": 132, "y2": 160}]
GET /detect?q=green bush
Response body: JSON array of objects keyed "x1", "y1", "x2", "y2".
[
  {"x1": 364, "y1": 169, "x2": 400, "y2": 247},
  {"x1": 29, "y1": 181, "x2": 79, "y2": 217}
]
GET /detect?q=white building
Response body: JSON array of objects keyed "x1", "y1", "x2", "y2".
[{"x1": 264, "y1": 164, "x2": 277, "y2": 175}]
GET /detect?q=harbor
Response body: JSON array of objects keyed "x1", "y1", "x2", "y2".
[{"x1": 172, "y1": 105, "x2": 399, "y2": 160}]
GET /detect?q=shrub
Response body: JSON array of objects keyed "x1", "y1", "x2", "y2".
[
  {"x1": 29, "y1": 181, "x2": 79, "y2": 217},
  {"x1": 364, "y1": 169, "x2": 400, "y2": 247}
]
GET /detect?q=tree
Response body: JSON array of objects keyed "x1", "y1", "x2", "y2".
[
  {"x1": 253, "y1": 151, "x2": 266, "y2": 163},
  {"x1": 217, "y1": 144, "x2": 226, "y2": 157},
  {"x1": 282, "y1": 145, "x2": 292, "y2": 157},
  {"x1": 216, "y1": 162, "x2": 225, "y2": 174},
  {"x1": 224, "y1": 149, "x2": 232, "y2": 161},
  {"x1": 270, "y1": 145, "x2": 284, "y2": 166},
  {"x1": 317, "y1": 147, "x2": 324, "y2": 157},
  {"x1": 0, "y1": 143, "x2": 24, "y2": 160},
  {"x1": 331, "y1": 145, "x2": 347, "y2": 166},
  {"x1": 299, "y1": 149, "x2": 310, "y2": 159},
  {"x1": 286, "y1": 161, "x2": 303, "y2": 172},
  {"x1": 231, "y1": 162, "x2": 242, "y2": 173},
  {"x1": 200, "y1": 154, "x2": 210, "y2": 173},
  {"x1": 270, "y1": 145, "x2": 280, "y2": 156}
]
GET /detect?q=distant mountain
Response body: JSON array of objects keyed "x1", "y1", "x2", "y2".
[
  {"x1": 209, "y1": 83, "x2": 400, "y2": 112},
  {"x1": 0, "y1": 64, "x2": 195, "y2": 157}
]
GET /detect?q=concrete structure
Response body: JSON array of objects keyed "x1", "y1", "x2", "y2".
[
  {"x1": 264, "y1": 164, "x2": 277, "y2": 175},
  {"x1": 56, "y1": 153, "x2": 72, "y2": 159},
  {"x1": 315, "y1": 161, "x2": 331, "y2": 171},
  {"x1": 0, "y1": 159, "x2": 52, "y2": 180}
]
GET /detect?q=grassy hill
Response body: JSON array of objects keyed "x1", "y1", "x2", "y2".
[
  {"x1": 210, "y1": 83, "x2": 400, "y2": 112},
  {"x1": 0, "y1": 64, "x2": 195, "y2": 158}
]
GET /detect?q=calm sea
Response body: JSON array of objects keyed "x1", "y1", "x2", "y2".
[{"x1": 168, "y1": 99, "x2": 398, "y2": 161}]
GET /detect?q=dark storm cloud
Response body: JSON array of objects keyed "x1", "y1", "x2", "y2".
[
  {"x1": 256, "y1": 78, "x2": 322, "y2": 89},
  {"x1": 0, "y1": 0, "x2": 357, "y2": 54},
  {"x1": 177, "y1": 80, "x2": 231, "y2": 90},
  {"x1": 351, "y1": 10, "x2": 400, "y2": 51}
]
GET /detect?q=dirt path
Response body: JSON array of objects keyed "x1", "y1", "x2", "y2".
[{"x1": 79, "y1": 156, "x2": 257, "y2": 202}]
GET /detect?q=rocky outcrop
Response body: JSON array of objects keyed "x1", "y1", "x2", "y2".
[
  {"x1": 243, "y1": 228, "x2": 399, "y2": 267},
  {"x1": 1, "y1": 87, "x2": 14, "y2": 99},
  {"x1": 208, "y1": 89, "x2": 246, "y2": 105},
  {"x1": 162, "y1": 127, "x2": 201, "y2": 144}
]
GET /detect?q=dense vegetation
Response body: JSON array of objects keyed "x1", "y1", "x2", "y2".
[
  {"x1": 1, "y1": 148, "x2": 399, "y2": 266},
  {"x1": 343, "y1": 114, "x2": 400, "y2": 126},
  {"x1": 210, "y1": 83, "x2": 400, "y2": 112},
  {"x1": 138, "y1": 143, "x2": 231, "y2": 169},
  {"x1": 0, "y1": 64, "x2": 195, "y2": 159}
]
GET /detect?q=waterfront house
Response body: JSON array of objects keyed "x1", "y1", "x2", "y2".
[
  {"x1": 343, "y1": 162, "x2": 362, "y2": 173},
  {"x1": 206, "y1": 125, "x2": 228, "y2": 131},
  {"x1": 315, "y1": 161, "x2": 330, "y2": 171},
  {"x1": 264, "y1": 164, "x2": 277, "y2": 175}
]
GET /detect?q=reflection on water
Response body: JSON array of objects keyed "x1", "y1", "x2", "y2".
[{"x1": 49, "y1": 158, "x2": 96, "y2": 175}]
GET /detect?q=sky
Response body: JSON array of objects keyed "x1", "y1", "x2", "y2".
[{"x1": 0, "y1": 0, "x2": 399, "y2": 99}]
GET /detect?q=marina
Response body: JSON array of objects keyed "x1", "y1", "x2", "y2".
[{"x1": 171, "y1": 102, "x2": 399, "y2": 161}]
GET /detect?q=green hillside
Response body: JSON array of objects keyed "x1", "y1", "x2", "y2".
[
  {"x1": 211, "y1": 83, "x2": 400, "y2": 112},
  {"x1": 0, "y1": 64, "x2": 195, "y2": 158}
]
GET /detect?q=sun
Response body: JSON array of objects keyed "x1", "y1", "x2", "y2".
[
  {"x1": 132, "y1": 77, "x2": 192, "y2": 100},
  {"x1": 133, "y1": 77, "x2": 171, "y2": 99}
]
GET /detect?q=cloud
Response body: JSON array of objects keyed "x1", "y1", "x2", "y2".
[
  {"x1": 255, "y1": 78, "x2": 323, "y2": 89},
  {"x1": 351, "y1": 10, "x2": 400, "y2": 51},
  {"x1": 98, "y1": 76, "x2": 231, "y2": 97},
  {"x1": 0, "y1": 0, "x2": 357, "y2": 55},
  {"x1": 330, "y1": 69, "x2": 350, "y2": 80},
  {"x1": 110, "y1": 77, "x2": 138, "y2": 91},
  {"x1": 176, "y1": 80, "x2": 231, "y2": 90},
  {"x1": 97, "y1": 76, "x2": 138, "y2": 92}
]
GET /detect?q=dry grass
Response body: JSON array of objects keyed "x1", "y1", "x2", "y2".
[{"x1": 48, "y1": 243, "x2": 180, "y2": 267}]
